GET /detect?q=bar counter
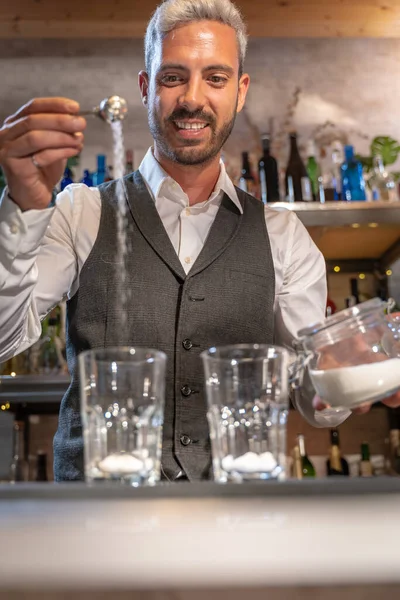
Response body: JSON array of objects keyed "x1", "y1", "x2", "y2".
[{"x1": 1, "y1": 479, "x2": 400, "y2": 599}]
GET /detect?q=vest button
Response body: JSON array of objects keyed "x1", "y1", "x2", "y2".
[
  {"x1": 180, "y1": 435, "x2": 192, "y2": 446},
  {"x1": 181, "y1": 385, "x2": 192, "y2": 397},
  {"x1": 182, "y1": 338, "x2": 193, "y2": 350}
]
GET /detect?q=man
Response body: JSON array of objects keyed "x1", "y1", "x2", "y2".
[{"x1": 0, "y1": 0, "x2": 398, "y2": 481}]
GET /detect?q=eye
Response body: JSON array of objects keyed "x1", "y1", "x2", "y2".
[
  {"x1": 160, "y1": 74, "x2": 183, "y2": 86},
  {"x1": 208, "y1": 75, "x2": 227, "y2": 86}
]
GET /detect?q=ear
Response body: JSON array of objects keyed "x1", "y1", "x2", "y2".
[
  {"x1": 138, "y1": 70, "x2": 150, "y2": 107},
  {"x1": 236, "y1": 73, "x2": 250, "y2": 114}
]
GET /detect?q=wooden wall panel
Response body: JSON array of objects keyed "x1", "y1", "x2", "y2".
[{"x1": 1, "y1": 0, "x2": 400, "y2": 39}]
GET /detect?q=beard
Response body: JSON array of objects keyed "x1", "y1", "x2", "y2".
[{"x1": 148, "y1": 99, "x2": 238, "y2": 166}]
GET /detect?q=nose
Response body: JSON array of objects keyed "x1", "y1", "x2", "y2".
[{"x1": 178, "y1": 75, "x2": 206, "y2": 112}]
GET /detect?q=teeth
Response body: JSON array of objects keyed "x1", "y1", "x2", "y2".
[{"x1": 176, "y1": 121, "x2": 207, "y2": 130}]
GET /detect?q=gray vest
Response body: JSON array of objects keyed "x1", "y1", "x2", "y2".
[{"x1": 54, "y1": 171, "x2": 275, "y2": 481}]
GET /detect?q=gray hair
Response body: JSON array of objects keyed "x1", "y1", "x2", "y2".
[{"x1": 145, "y1": 0, "x2": 248, "y2": 77}]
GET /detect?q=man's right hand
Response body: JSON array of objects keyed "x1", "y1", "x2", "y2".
[{"x1": 0, "y1": 98, "x2": 86, "y2": 211}]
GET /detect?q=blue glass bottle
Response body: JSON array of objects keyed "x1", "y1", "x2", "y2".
[
  {"x1": 93, "y1": 154, "x2": 106, "y2": 186},
  {"x1": 341, "y1": 145, "x2": 366, "y2": 201},
  {"x1": 80, "y1": 169, "x2": 93, "y2": 187},
  {"x1": 60, "y1": 167, "x2": 74, "y2": 191}
]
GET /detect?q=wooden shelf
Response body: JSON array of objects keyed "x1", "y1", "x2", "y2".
[
  {"x1": 2, "y1": 0, "x2": 400, "y2": 39},
  {"x1": 270, "y1": 201, "x2": 400, "y2": 265}
]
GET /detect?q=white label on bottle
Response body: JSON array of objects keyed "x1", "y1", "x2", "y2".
[
  {"x1": 287, "y1": 176, "x2": 295, "y2": 202},
  {"x1": 239, "y1": 177, "x2": 248, "y2": 193},
  {"x1": 260, "y1": 169, "x2": 267, "y2": 203},
  {"x1": 301, "y1": 177, "x2": 313, "y2": 201}
]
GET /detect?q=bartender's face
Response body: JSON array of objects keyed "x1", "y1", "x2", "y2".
[{"x1": 139, "y1": 20, "x2": 250, "y2": 165}]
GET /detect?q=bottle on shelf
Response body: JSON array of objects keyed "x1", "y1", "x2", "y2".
[
  {"x1": 387, "y1": 408, "x2": 400, "y2": 475},
  {"x1": 104, "y1": 165, "x2": 114, "y2": 182},
  {"x1": 306, "y1": 141, "x2": 321, "y2": 202},
  {"x1": 239, "y1": 151, "x2": 257, "y2": 196},
  {"x1": 93, "y1": 154, "x2": 107, "y2": 186},
  {"x1": 9, "y1": 421, "x2": 29, "y2": 483},
  {"x1": 292, "y1": 445, "x2": 303, "y2": 480},
  {"x1": 323, "y1": 143, "x2": 343, "y2": 201},
  {"x1": 359, "y1": 442, "x2": 374, "y2": 477},
  {"x1": 297, "y1": 434, "x2": 316, "y2": 477},
  {"x1": 125, "y1": 149, "x2": 134, "y2": 175},
  {"x1": 349, "y1": 277, "x2": 360, "y2": 305},
  {"x1": 258, "y1": 134, "x2": 280, "y2": 203},
  {"x1": 35, "y1": 451, "x2": 48, "y2": 482},
  {"x1": 60, "y1": 167, "x2": 74, "y2": 192},
  {"x1": 341, "y1": 145, "x2": 367, "y2": 201},
  {"x1": 285, "y1": 132, "x2": 313, "y2": 202},
  {"x1": 369, "y1": 155, "x2": 398, "y2": 202},
  {"x1": 326, "y1": 429, "x2": 350, "y2": 476},
  {"x1": 80, "y1": 169, "x2": 93, "y2": 187},
  {"x1": 38, "y1": 308, "x2": 65, "y2": 375}
]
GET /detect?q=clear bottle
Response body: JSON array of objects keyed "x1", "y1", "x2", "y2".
[
  {"x1": 359, "y1": 442, "x2": 373, "y2": 477},
  {"x1": 326, "y1": 429, "x2": 350, "y2": 476},
  {"x1": 239, "y1": 152, "x2": 257, "y2": 196},
  {"x1": 285, "y1": 132, "x2": 313, "y2": 202},
  {"x1": 9, "y1": 421, "x2": 29, "y2": 483},
  {"x1": 297, "y1": 434, "x2": 316, "y2": 477},
  {"x1": 369, "y1": 155, "x2": 398, "y2": 202},
  {"x1": 104, "y1": 165, "x2": 114, "y2": 182},
  {"x1": 258, "y1": 134, "x2": 280, "y2": 203},
  {"x1": 341, "y1": 145, "x2": 367, "y2": 201},
  {"x1": 323, "y1": 143, "x2": 343, "y2": 201}
]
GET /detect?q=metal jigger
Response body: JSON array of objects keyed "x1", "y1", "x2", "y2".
[{"x1": 79, "y1": 95, "x2": 128, "y2": 124}]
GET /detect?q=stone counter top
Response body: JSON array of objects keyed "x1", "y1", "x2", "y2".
[{"x1": 0, "y1": 478, "x2": 399, "y2": 596}]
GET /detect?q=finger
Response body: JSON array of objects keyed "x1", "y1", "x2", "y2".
[
  {"x1": 0, "y1": 114, "x2": 87, "y2": 144},
  {"x1": 3, "y1": 98, "x2": 80, "y2": 126},
  {"x1": 353, "y1": 404, "x2": 371, "y2": 415},
  {"x1": 3, "y1": 130, "x2": 84, "y2": 159},
  {"x1": 312, "y1": 395, "x2": 330, "y2": 411},
  {"x1": 382, "y1": 392, "x2": 400, "y2": 408},
  {"x1": 27, "y1": 147, "x2": 83, "y2": 169}
]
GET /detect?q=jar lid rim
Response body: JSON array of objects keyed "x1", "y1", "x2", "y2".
[{"x1": 297, "y1": 298, "x2": 387, "y2": 339}]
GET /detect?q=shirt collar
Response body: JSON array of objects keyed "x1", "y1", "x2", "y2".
[{"x1": 138, "y1": 147, "x2": 243, "y2": 214}]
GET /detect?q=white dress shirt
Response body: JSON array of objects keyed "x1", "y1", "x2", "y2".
[{"x1": 0, "y1": 148, "x2": 350, "y2": 427}]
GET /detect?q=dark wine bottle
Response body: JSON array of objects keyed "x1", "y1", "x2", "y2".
[
  {"x1": 285, "y1": 132, "x2": 313, "y2": 202},
  {"x1": 239, "y1": 152, "x2": 257, "y2": 196},
  {"x1": 326, "y1": 429, "x2": 350, "y2": 476},
  {"x1": 35, "y1": 451, "x2": 48, "y2": 482},
  {"x1": 258, "y1": 134, "x2": 280, "y2": 203}
]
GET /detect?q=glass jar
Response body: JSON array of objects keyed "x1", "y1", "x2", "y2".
[{"x1": 292, "y1": 298, "x2": 400, "y2": 409}]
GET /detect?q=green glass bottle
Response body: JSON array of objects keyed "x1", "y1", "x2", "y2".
[
  {"x1": 306, "y1": 141, "x2": 320, "y2": 201},
  {"x1": 297, "y1": 434, "x2": 316, "y2": 477}
]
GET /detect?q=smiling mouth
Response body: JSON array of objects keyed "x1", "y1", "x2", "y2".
[{"x1": 174, "y1": 121, "x2": 209, "y2": 131}]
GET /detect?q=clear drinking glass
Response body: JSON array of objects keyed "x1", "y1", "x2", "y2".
[
  {"x1": 79, "y1": 347, "x2": 166, "y2": 486},
  {"x1": 201, "y1": 344, "x2": 291, "y2": 483}
]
